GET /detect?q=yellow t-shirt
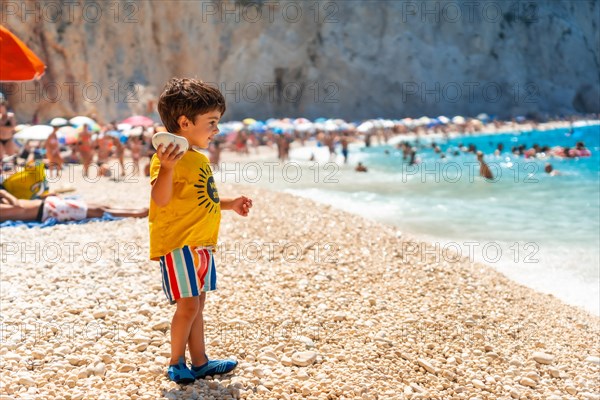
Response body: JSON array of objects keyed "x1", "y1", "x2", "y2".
[{"x1": 149, "y1": 150, "x2": 221, "y2": 260}]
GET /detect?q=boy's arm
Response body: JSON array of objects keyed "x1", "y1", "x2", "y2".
[
  {"x1": 220, "y1": 198, "x2": 235, "y2": 210},
  {"x1": 150, "y1": 144, "x2": 184, "y2": 207},
  {"x1": 220, "y1": 196, "x2": 252, "y2": 216},
  {"x1": 151, "y1": 168, "x2": 175, "y2": 207}
]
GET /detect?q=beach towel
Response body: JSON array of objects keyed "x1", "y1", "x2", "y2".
[{"x1": 0, "y1": 213, "x2": 121, "y2": 229}]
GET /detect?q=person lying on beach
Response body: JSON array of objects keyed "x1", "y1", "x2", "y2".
[
  {"x1": 149, "y1": 78, "x2": 252, "y2": 384},
  {"x1": 476, "y1": 151, "x2": 494, "y2": 180},
  {"x1": 0, "y1": 189, "x2": 148, "y2": 222}
]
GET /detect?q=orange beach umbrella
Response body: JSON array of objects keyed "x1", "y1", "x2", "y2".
[{"x1": 0, "y1": 25, "x2": 46, "y2": 81}]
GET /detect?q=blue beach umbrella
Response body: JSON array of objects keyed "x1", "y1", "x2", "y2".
[
  {"x1": 249, "y1": 121, "x2": 266, "y2": 133},
  {"x1": 476, "y1": 113, "x2": 490, "y2": 123},
  {"x1": 106, "y1": 130, "x2": 121, "y2": 138}
]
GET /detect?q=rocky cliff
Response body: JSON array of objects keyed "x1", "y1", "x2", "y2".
[{"x1": 2, "y1": 0, "x2": 599, "y2": 122}]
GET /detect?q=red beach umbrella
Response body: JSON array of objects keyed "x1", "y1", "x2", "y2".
[
  {"x1": 0, "y1": 25, "x2": 46, "y2": 81},
  {"x1": 120, "y1": 115, "x2": 154, "y2": 127}
]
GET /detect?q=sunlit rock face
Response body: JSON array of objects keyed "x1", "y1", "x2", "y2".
[{"x1": 3, "y1": 0, "x2": 598, "y2": 122}]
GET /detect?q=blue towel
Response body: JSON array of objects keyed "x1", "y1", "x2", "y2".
[{"x1": 0, "y1": 213, "x2": 122, "y2": 229}]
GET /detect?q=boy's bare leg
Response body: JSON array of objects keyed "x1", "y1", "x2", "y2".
[
  {"x1": 169, "y1": 297, "x2": 200, "y2": 365},
  {"x1": 188, "y1": 292, "x2": 208, "y2": 366}
]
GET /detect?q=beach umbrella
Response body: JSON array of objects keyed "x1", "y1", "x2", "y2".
[
  {"x1": 120, "y1": 115, "x2": 154, "y2": 127},
  {"x1": 242, "y1": 118, "x2": 257, "y2": 125},
  {"x1": 382, "y1": 119, "x2": 395, "y2": 129},
  {"x1": 295, "y1": 122, "x2": 314, "y2": 132},
  {"x1": 417, "y1": 116, "x2": 431, "y2": 126},
  {"x1": 15, "y1": 124, "x2": 28, "y2": 132},
  {"x1": 117, "y1": 123, "x2": 132, "y2": 131},
  {"x1": 476, "y1": 113, "x2": 490, "y2": 122},
  {"x1": 452, "y1": 116, "x2": 466, "y2": 124},
  {"x1": 123, "y1": 126, "x2": 144, "y2": 137},
  {"x1": 266, "y1": 119, "x2": 281, "y2": 129},
  {"x1": 69, "y1": 116, "x2": 96, "y2": 126},
  {"x1": 357, "y1": 121, "x2": 374, "y2": 133},
  {"x1": 69, "y1": 116, "x2": 100, "y2": 132},
  {"x1": 427, "y1": 118, "x2": 441, "y2": 127},
  {"x1": 13, "y1": 125, "x2": 53, "y2": 141},
  {"x1": 218, "y1": 121, "x2": 243, "y2": 134},
  {"x1": 0, "y1": 26, "x2": 46, "y2": 81},
  {"x1": 216, "y1": 124, "x2": 229, "y2": 135},
  {"x1": 57, "y1": 126, "x2": 78, "y2": 144},
  {"x1": 323, "y1": 120, "x2": 338, "y2": 132},
  {"x1": 49, "y1": 117, "x2": 69, "y2": 127},
  {"x1": 247, "y1": 120, "x2": 266, "y2": 132},
  {"x1": 105, "y1": 130, "x2": 121, "y2": 138},
  {"x1": 437, "y1": 116, "x2": 450, "y2": 124}
]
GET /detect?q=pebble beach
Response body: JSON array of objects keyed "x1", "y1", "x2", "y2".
[{"x1": 1, "y1": 163, "x2": 599, "y2": 400}]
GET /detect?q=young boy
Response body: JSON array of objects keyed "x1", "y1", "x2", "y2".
[{"x1": 150, "y1": 78, "x2": 252, "y2": 383}]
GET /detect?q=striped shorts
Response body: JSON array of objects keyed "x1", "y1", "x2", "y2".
[{"x1": 159, "y1": 246, "x2": 217, "y2": 305}]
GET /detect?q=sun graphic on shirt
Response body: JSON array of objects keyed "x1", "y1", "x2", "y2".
[{"x1": 194, "y1": 165, "x2": 220, "y2": 214}]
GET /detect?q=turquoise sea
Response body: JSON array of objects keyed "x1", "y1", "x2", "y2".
[{"x1": 218, "y1": 122, "x2": 600, "y2": 315}]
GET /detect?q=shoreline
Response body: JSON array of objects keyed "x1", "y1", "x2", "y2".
[
  {"x1": 264, "y1": 187, "x2": 600, "y2": 318},
  {"x1": 1, "y1": 165, "x2": 599, "y2": 399},
  {"x1": 216, "y1": 122, "x2": 600, "y2": 317}
]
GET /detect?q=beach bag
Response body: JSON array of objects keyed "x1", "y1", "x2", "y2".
[{"x1": 2, "y1": 162, "x2": 49, "y2": 199}]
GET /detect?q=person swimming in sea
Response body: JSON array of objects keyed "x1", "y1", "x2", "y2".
[
  {"x1": 494, "y1": 143, "x2": 504, "y2": 156},
  {"x1": 355, "y1": 162, "x2": 368, "y2": 172},
  {"x1": 544, "y1": 163, "x2": 561, "y2": 176},
  {"x1": 476, "y1": 151, "x2": 494, "y2": 180},
  {"x1": 408, "y1": 147, "x2": 420, "y2": 166}
]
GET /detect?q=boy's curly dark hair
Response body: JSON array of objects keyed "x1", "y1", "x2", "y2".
[{"x1": 157, "y1": 78, "x2": 226, "y2": 133}]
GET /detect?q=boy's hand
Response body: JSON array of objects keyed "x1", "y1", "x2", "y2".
[
  {"x1": 230, "y1": 196, "x2": 253, "y2": 217},
  {"x1": 156, "y1": 143, "x2": 184, "y2": 170}
]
